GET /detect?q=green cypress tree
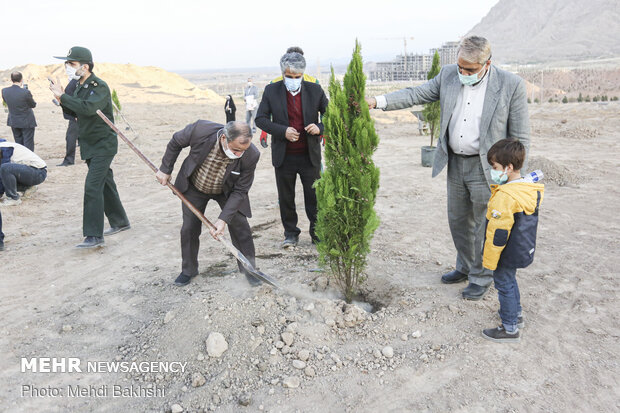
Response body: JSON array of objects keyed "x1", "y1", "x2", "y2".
[
  {"x1": 315, "y1": 41, "x2": 380, "y2": 303},
  {"x1": 422, "y1": 51, "x2": 441, "y2": 147},
  {"x1": 112, "y1": 89, "x2": 121, "y2": 114}
]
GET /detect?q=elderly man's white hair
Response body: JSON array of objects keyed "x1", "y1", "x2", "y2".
[
  {"x1": 222, "y1": 121, "x2": 252, "y2": 144},
  {"x1": 280, "y1": 52, "x2": 306, "y2": 74},
  {"x1": 458, "y1": 36, "x2": 492, "y2": 65}
]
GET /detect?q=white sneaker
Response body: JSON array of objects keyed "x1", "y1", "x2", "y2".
[{"x1": 1, "y1": 197, "x2": 22, "y2": 206}]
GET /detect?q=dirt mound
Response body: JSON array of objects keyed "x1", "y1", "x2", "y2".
[
  {"x1": 0, "y1": 63, "x2": 222, "y2": 104},
  {"x1": 553, "y1": 122, "x2": 600, "y2": 140},
  {"x1": 528, "y1": 155, "x2": 583, "y2": 186}
]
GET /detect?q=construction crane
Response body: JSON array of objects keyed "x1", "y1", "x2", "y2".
[{"x1": 375, "y1": 36, "x2": 415, "y2": 72}]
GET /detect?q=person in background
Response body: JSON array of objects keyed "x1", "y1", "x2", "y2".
[
  {"x1": 224, "y1": 95, "x2": 236, "y2": 122},
  {"x1": 1, "y1": 72, "x2": 37, "y2": 151},
  {"x1": 57, "y1": 77, "x2": 80, "y2": 166},
  {"x1": 0, "y1": 139, "x2": 47, "y2": 206},
  {"x1": 244, "y1": 78, "x2": 259, "y2": 133}
]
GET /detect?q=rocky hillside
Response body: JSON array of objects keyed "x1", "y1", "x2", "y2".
[{"x1": 467, "y1": 0, "x2": 620, "y2": 64}]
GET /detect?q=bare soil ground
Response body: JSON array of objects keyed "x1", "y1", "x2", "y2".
[{"x1": 1, "y1": 97, "x2": 619, "y2": 413}]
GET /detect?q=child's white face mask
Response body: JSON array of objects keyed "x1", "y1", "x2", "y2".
[{"x1": 490, "y1": 167, "x2": 508, "y2": 184}]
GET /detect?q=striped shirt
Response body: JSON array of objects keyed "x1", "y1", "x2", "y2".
[{"x1": 191, "y1": 141, "x2": 232, "y2": 194}]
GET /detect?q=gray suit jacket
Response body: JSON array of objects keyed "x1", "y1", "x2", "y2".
[
  {"x1": 384, "y1": 64, "x2": 529, "y2": 185},
  {"x1": 2, "y1": 85, "x2": 37, "y2": 128},
  {"x1": 159, "y1": 120, "x2": 260, "y2": 223}
]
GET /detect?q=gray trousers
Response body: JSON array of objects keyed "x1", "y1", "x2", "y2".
[
  {"x1": 447, "y1": 153, "x2": 493, "y2": 287},
  {"x1": 245, "y1": 109, "x2": 257, "y2": 131}
]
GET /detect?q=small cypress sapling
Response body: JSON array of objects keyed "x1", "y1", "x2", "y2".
[
  {"x1": 314, "y1": 41, "x2": 380, "y2": 303},
  {"x1": 422, "y1": 51, "x2": 441, "y2": 147},
  {"x1": 112, "y1": 89, "x2": 121, "y2": 115}
]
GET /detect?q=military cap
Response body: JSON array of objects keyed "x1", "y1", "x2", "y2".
[{"x1": 54, "y1": 46, "x2": 93, "y2": 62}]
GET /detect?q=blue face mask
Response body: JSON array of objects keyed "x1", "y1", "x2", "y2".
[
  {"x1": 284, "y1": 76, "x2": 302, "y2": 92},
  {"x1": 490, "y1": 168, "x2": 508, "y2": 185},
  {"x1": 458, "y1": 65, "x2": 486, "y2": 86}
]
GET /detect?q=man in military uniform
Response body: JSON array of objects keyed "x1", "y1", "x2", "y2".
[{"x1": 49, "y1": 46, "x2": 130, "y2": 248}]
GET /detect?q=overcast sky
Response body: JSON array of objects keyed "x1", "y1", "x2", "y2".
[{"x1": 0, "y1": 0, "x2": 498, "y2": 71}]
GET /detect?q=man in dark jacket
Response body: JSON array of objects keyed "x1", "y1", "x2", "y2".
[
  {"x1": 156, "y1": 120, "x2": 260, "y2": 287},
  {"x1": 58, "y1": 78, "x2": 79, "y2": 166},
  {"x1": 50, "y1": 46, "x2": 130, "y2": 248},
  {"x1": 255, "y1": 52, "x2": 328, "y2": 248},
  {"x1": 2, "y1": 72, "x2": 37, "y2": 151}
]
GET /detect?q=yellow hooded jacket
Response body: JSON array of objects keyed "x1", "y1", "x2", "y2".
[{"x1": 483, "y1": 181, "x2": 544, "y2": 271}]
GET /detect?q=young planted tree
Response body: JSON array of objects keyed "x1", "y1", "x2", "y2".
[
  {"x1": 422, "y1": 51, "x2": 441, "y2": 147},
  {"x1": 314, "y1": 41, "x2": 380, "y2": 303},
  {"x1": 112, "y1": 89, "x2": 121, "y2": 115}
]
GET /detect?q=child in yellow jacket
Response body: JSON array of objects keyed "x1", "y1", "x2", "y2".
[{"x1": 482, "y1": 139, "x2": 544, "y2": 343}]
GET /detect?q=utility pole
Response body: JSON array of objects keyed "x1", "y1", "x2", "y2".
[{"x1": 540, "y1": 69, "x2": 544, "y2": 103}]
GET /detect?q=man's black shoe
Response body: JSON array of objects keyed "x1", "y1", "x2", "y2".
[
  {"x1": 462, "y1": 283, "x2": 490, "y2": 300},
  {"x1": 104, "y1": 224, "x2": 131, "y2": 236},
  {"x1": 0, "y1": 240, "x2": 4, "y2": 251},
  {"x1": 441, "y1": 270, "x2": 468, "y2": 284},
  {"x1": 482, "y1": 325, "x2": 520, "y2": 343},
  {"x1": 281, "y1": 235, "x2": 299, "y2": 249},
  {"x1": 76, "y1": 236, "x2": 105, "y2": 249},
  {"x1": 174, "y1": 273, "x2": 196, "y2": 287},
  {"x1": 56, "y1": 161, "x2": 74, "y2": 167}
]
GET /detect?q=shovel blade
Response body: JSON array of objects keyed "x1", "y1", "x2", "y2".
[{"x1": 245, "y1": 267, "x2": 281, "y2": 289}]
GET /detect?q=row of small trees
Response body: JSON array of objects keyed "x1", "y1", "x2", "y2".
[{"x1": 528, "y1": 95, "x2": 619, "y2": 104}]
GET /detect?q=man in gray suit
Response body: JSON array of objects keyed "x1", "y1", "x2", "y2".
[
  {"x1": 244, "y1": 78, "x2": 259, "y2": 133},
  {"x1": 2, "y1": 72, "x2": 37, "y2": 151},
  {"x1": 367, "y1": 36, "x2": 529, "y2": 300}
]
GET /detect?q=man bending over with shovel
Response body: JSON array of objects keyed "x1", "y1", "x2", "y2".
[{"x1": 156, "y1": 121, "x2": 261, "y2": 287}]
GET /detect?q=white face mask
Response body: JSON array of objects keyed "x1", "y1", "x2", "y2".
[
  {"x1": 220, "y1": 135, "x2": 243, "y2": 159},
  {"x1": 247, "y1": 82, "x2": 253, "y2": 87},
  {"x1": 284, "y1": 76, "x2": 302, "y2": 92},
  {"x1": 65, "y1": 64, "x2": 81, "y2": 80}
]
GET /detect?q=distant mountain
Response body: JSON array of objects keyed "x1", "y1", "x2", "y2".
[{"x1": 467, "y1": 0, "x2": 620, "y2": 64}]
